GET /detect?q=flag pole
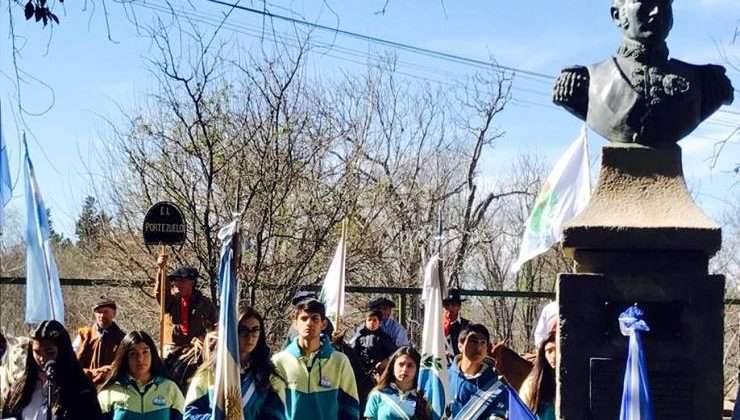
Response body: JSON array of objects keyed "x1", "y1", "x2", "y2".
[
  {"x1": 336, "y1": 218, "x2": 347, "y2": 334},
  {"x1": 157, "y1": 245, "x2": 167, "y2": 357},
  {"x1": 39, "y1": 237, "x2": 56, "y2": 321},
  {"x1": 435, "y1": 208, "x2": 445, "y2": 297}
]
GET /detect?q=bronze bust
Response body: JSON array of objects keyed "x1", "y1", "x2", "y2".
[{"x1": 553, "y1": 0, "x2": 734, "y2": 146}]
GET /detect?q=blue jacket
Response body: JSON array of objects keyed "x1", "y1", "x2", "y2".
[
  {"x1": 272, "y1": 335, "x2": 360, "y2": 420},
  {"x1": 447, "y1": 357, "x2": 507, "y2": 419}
]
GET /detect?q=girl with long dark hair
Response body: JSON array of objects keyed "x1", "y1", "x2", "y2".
[
  {"x1": 364, "y1": 346, "x2": 430, "y2": 420},
  {"x1": 1, "y1": 319, "x2": 102, "y2": 419},
  {"x1": 98, "y1": 331, "x2": 184, "y2": 419},
  {"x1": 518, "y1": 331, "x2": 556, "y2": 420},
  {"x1": 183, "y1": 306, "x2": 285, "y2": 419}
]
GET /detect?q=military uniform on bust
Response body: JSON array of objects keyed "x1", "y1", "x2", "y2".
[{"x1": 553, "y1": 0, "x2": 733, "y2": 146}]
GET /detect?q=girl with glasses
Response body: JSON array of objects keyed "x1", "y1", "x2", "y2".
[{"x1": 183, "y1": 306, "x2": 285, "y2": 419}]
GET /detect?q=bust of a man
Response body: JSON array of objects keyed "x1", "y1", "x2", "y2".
[{"x1": 553, "y1": 0, "x2": 733, "y2": 146}]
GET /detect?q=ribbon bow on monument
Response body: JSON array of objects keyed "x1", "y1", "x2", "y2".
[{"x1": 618, "y1": 305, "x2": 654, "y2": 420}]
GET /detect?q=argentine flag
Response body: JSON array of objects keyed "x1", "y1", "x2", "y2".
[
  {"x1": 24, "y1": 138, "x2": 64, "y2": 324},
  {"x1": 213, "y1": 219, "x2": 244, "y2": 420},
  {"x1": 419, "y1": 254, "x2": 450, "y2": 420},
  {"x1": 512, "y1": 125, "x2": 591, "y2": 272},
  {"x1": 619, "y1": 305, "x2": 654, "y2": 420}
]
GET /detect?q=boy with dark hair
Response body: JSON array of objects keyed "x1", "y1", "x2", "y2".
[
  {"x1": 351, "y1": 310, "x2": 396, "y2": 375},
  {"x1": 447, "y1": 323, "x2": 508, "y2": 419},
  {"x1": 272, "y1": 298, "x2": 359, "y2": 420}
]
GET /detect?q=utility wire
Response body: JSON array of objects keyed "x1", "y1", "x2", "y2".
[
  {"x1": 204, "y1": 0, "x2": 556, "y2": 81},
  {"x1": 139, "y1": 1, "x2": 740, "y2": 130}
]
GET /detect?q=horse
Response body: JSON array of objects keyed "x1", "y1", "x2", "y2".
[{"x1": 490, "y1": 341, "x2": 534, "y2": 391}]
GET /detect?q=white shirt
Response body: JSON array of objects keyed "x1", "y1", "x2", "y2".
[
  {"x1": 533, "y1": 301, "x2": 558, "y2": 348},
  {"x1": 20, "y1": 380, "x2": 55, "y2": 420}
]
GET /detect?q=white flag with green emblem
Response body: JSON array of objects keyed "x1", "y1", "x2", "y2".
[{"x1": 512, "y1": 125, "x2": 591, "y2": 272}]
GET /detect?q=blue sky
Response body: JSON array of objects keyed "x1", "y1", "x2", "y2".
[{"x1": 1, "y1": 0, "x2": 739, "y2": 239}]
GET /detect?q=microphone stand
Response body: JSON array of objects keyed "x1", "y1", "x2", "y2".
[
  {"x1": 44, "y1": 362, "x2": 56, "y2": 420},
  {"x1": 45, "y1": 377, "x2": 54, "y2": 420}
]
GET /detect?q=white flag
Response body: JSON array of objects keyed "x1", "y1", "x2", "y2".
[
  {"x1": 419, "y1": 254, "x2": 450, "y2": 419},
  {"x1": 320, "y1": 226, "x2": 346, "y2": 324},
  {"x1": 512, "y1": 125, "x2": 591, "y2": 272}
]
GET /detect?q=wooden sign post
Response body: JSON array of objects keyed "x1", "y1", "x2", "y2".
[{"x1": 143, "y1": 201, "x2": 186, "y2": 356}]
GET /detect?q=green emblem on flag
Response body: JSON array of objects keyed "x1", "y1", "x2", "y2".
[
  {"x1": 529, "y1": 182, "x2": 558, "y2": 234},
  {"x1": 422, "y1": 354, "x2": 444, "y2": 371}
]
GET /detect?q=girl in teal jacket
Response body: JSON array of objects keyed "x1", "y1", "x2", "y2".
[
  {"x1": 98, "y1": 331, "x2": 184, "y2": 419},
  {"x1": 364, "y1": 346, "x2": 430, "y2": 420}
]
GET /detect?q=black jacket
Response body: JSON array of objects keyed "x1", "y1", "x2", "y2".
[
  {"x1": 352, "y1": 327, "x2": 396, "y2": 371},
  {"x1": 446, "y1": 316, "x2": 470, "y2": 357},
  {"x1": 2, "y1": 377, "x2": 102, "y2": 420}
]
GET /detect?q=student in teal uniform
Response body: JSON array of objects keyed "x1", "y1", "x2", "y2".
[
  {"x1": 183, "y1": 306, "x2": 285, "y2": 419},
  {"x1": 272, "y1": 298, "x2": 359, "y2": 420},
  {"x1": 98, "y1": 331, "x2": 184, "y2": 419},
  {"x1": 518, "y1": 331, "x2": 556, "y2": 420},
  {"x1": 364, "y1": 346, "x2": 430, "y2": 420}
]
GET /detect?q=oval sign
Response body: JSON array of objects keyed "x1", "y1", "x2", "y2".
[{"x1": 143, "y1": 201, "x2": 186, "y2": 245}]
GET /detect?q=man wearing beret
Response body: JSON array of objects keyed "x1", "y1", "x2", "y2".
[
  {"x1": 73, "y1": 297, "x2": 126, "y2": 385},
  {"x1": 369, "y1": 297, "x2": 408, "y2": 348},
  {"x1": 155, "y1": 256, "x2": 217, "y2": 352}
]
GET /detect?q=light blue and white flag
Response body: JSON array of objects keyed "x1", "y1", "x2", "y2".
[
  {"x1": 24, "y1": 139, "x2": 64, "y2": 324},
  {"x1": 618, "y1": 305, "x2": 654, "y2": 420},
  {"x1": 212, "y1": 218, "x2": 244, "y2": 420},
  {"x1": 419, "y1": 254, "x2": 449, "y2": 420},
  {"x1": 0, "y1": 103, "x2": 13, "y2": 230}
]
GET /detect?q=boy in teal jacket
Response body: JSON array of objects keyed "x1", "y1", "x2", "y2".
[{"x1": 272, "y1": 299, "x2": 360, "y2": 420}]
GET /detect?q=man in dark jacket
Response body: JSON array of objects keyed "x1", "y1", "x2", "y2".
[
  {"x1": 443, "y1": 289, "x2": 470, "y2": 358},
  {"x1": 155, "y1": 256, "x2": 217, "y2": 392},
  {"x1": 72, "y1": 297, "x2": 126, "y2": 385},
  {"x1": 155, "y1": 258, "x2": 217, "y2": 350}
]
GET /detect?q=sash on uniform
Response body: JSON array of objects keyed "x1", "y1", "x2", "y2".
[
  {"x1": 241, "y1": 372, "x2": 257, "y2": 411},
  {"x1": 377, "y1": 391, "x2": 413, "y2": 420},
  {"x1": 455, "y1": 376, "x2": 506, "y2": 419}
]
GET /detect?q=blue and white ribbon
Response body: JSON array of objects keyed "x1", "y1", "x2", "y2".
[{"x1": 618, "y1": 305, "x2": 654, "y2": 420}]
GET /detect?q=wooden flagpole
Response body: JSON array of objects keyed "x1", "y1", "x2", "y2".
[
  {"x1": 157, "y1": 245, "x2": 167, "y2": 357},
  {"x1": 336, "y1": 219, "x2": 347, "y2": 334},
  {"x1": 436, "y1": 208, "x2": 446, "y2": 298}
]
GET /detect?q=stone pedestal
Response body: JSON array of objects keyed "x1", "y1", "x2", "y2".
[{"x1": 556, "y1": 144, "x2": 725, "y2": 419}]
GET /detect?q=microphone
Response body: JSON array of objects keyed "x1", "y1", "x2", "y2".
[{"x1": 43, "y1": 360, "x2": 57, "y2": 382}]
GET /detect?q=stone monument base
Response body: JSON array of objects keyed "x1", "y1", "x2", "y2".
[
  {"x1": 556, "y1": 144, "x2": 726, "y2": 419},
  {"x1": 558, "y1": 272, "x2": 724, "y2": 419}
]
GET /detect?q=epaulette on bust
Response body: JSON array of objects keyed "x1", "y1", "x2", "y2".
[{"x1": 553, "y1": 65, "x2": 589, "y2": 121}]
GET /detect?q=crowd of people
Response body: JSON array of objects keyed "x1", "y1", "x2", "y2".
[{"x1": 0, "y1": 263, "x2": 559, "y2": 420}]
